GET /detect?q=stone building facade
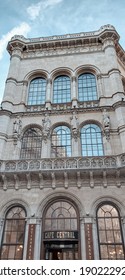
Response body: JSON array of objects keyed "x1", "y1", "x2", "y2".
[{"x1": 0, "y1": 24, "x2": 125, "y2": 260}]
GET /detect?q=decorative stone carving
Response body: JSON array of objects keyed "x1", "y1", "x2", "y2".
[
  {"x1": 17, "y1": 161, "x2": 28, "y2": 170},
  {"x1": 54, "y1": 159, "x2": 65, "y2": 169},
  {"x1": 5, "y1": 161, "x2": 16, "y2": 171},
  {"x1": 41, "y1": 159, "x2": 52, "y2": 169},
  {"x1": 13, "y1": 116, "x2": 22, "y2": 144},
  {"x1": 29, "y1": 160, "x2": 40, "y2": 170},
  {"x1": 2, "y1": 174, "x2": 7, "y2": 190},
  {"x1": 42, "y1": 113, "x2": 51, "y2": 142},
  {"x1": 70, "y1": 111, "x2": 79, "y2": 140},
  {"x1": 120, "y1": 154, "x2": 125, "y2": 165},
  {"x1": 102, "y1": 109, "x2": 110, "y2": 140},
  {"x1": 66, "y1": 159, "x2": 77, "y2": 168}
]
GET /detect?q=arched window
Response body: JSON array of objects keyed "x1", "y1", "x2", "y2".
[
  {"x1": 81, "y1": 124, "x2": 103, "y2": 156},
  {"x1": 51, "y1": 126, "x2": 71, "y2": 157},
  {"x1": 53, "y1": 75, "x2": 71, "y2": 103},
  {"x1": 44, "y1": 200, "x2": 78, "y2": 231},
  {"x1": 97, "y1": 204, "x2": 125, "y2": 260},
  {"x1": 42, "y1": 199, "x2": 79, "y2": 259},
  {"x1": 20, "y1": 128, "x2": 42, "y2": 159},
  {"x1": 0, "y1": 206, "x2": 26, "y2": 260},
  {"x1": 78, "y1": 73, "x2": 97, "y2": 101},
  {"x1": 27, "y1": 77, "x2": 46, "y2": 105}
]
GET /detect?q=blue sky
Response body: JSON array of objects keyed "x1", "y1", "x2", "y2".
[{"x1": 0, "y1": 0, "x2": 125, "y2": 103}]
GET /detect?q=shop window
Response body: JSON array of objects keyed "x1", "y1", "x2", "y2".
[
  {"x1": 0, "y1": 206, "x2": 26, "y2": 260},
  {"x1": 97, "y1": 203, "x2": 125, "y2": 259}
]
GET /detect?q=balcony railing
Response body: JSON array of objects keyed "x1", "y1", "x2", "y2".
[
  {"x1": 26, "y1": 100, "x2": 99, "y2": 112},
  {"x1": 0, "y1": 154, "x2": 125, "y2": 173}
]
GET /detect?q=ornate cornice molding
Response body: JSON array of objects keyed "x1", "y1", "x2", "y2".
[{"x1": 7, "y1": 25, "x2": 120, "y2": 59}]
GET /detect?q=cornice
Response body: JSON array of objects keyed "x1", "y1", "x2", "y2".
[{"x1": 7, "y1": 25, "x2": 120, "y2": 58}]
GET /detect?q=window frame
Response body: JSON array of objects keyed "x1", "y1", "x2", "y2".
[
  {"x1": 27, "y1": 77, "x2": 47, "y2": 105},
  {"x1": 96, "y1": 203, "x2": 125, "y2": 260},
  {"x1": 51, "y1": 125, "x2": 72, "y2": 157},
  {"x1": 53, "y1": 75, "x2": 71, "y2": 104},
  {"x1": 20, "y1": 127, "x2": 42, "y2": 159},
  {"x1": 80, "y1": 123, "x2": 104, "y2": 156},
  {"x1": 78, "y1": 73, "x2": 98, "y2": 102},
  {"x1": 0, "y1": 206, "x2": 26, "y2": 260}
]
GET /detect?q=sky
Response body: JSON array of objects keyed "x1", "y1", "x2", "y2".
[{"x1": 0, "y1": 0, "x2": 125, "y2": 104}]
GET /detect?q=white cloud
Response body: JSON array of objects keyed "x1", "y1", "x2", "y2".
[
  {"x1": 27, "y1": 0, "x2": 63, "y2": 20},
  {"x1": 27, "y1": 2, "x2": 42, "y2": 20},
  {"x1": 0, "y1": 22, "x2": 31, "y2": 60}
]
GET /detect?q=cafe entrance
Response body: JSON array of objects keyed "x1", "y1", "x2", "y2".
[
  {"x1": 41, "y1": 199, "x2": 80, "y2": 259},
  {"x1": 44, "y1": 241, "x2": 78, "y2": 260}
]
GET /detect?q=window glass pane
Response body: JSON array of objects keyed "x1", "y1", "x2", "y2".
[
  {"x1": 53, "y1": 75, "x2": 71, "y2": 103},
  {"x1": 81, "y1": 124, "x2": 104, "y2": 156},
  {"x1": 44, "y1": 201, "x2": 78, "y2": 231},
  {"x1": 20, "y1": 128, "x2": 42, "y2": 159},
  {"x1": 51, "y1": 126, "x2": 71, "y2": 157},
  {"x1": 0, "y1": 207, "x2": 26, "y2": 260},
  {"x1": 78, "y1": 73, "x2": 97, "y2": 101},
  {"x1": 97, "y1": 204, "x2": 125, "y2": 260},
  {"x1": 28, "y1": 77, "x2": 46, "y2": 105}
]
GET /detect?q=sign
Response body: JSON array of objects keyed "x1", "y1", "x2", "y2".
[
  {"x1": 26, "y1": 224, "x2": 36, "y2": 260},
  {"x1": 85, "y1": 223, "x2": 94, "y2": 260},
  {"x1": 44, "y1": 231, "x2": 78, "y2": 240}
]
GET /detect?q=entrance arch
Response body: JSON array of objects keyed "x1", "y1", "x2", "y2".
[{"x1": 41, "y1": 198, "x2": 80, "y2": 259}]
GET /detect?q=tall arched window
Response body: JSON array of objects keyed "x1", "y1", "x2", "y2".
[
  {"x1": 78, "y1": 73, "x2": 97, "y2": 101},
  {"x1": 0, "y1": 206, "x2": 26, "y2": 260},
  {"x1": 81, "y1": 124, "x2": 103, "y2": 156},
  {"x1": 27, "y1": 77, "x2": 46, "y2": 105},
  {"x1": 53, "y1": 75, "x2": 71, "y2": 103},
  {"x1": 97, "y1": 204, "x2": 125, "y2": 260},
  {"x1": 51, "y1": 126, "x2": 71, "y2": 157},
  {"x1": 20, "y1": 128, "x2": 42, "y2": 159},
  {"x1": 42, "y1": 199, "x2": 79, "y2": 259}
]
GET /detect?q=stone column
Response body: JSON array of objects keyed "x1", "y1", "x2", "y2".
[
  {"x1": 92, "y1": 217, "x2": 99, "y2": 259},
  {"x1": 71, "y1": 76, "x2": 78, "y2": 108},
  {"x1": 121, "y1": 217, "x2": 125, "y2": 247},
  {"x1": 22, "y1": 81, "x2": 28, "y2": 104},
  {"x1": 114, "y1": 107, "x2": 125, "y2": 153},
  {"x1": 34, "y1": 218, "x2": 42, "y2": 259},
  {"x1": 2, "y1": 49, "x2": 21, "y2": 107},
  {"x1": 80, "y1": 217, "x2": 86, "y2": 259},
  {"x1": 45, "y1": 78, "x2": 52, "y2": 110},
  {"x1": 0, "y1": 219, "x2": 4, "y2": 244},
  {"x1": 0, "y1": 114, "x2": 11, "y2": 159},
  {"x1": 97, "y1": 74, "x2": 104, "y2": 97}
]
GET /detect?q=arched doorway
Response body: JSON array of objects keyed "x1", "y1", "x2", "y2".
[{"x1": 41, "y1": 199, "x2": 80, "y2": 259}]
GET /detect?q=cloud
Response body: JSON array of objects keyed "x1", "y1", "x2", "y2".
[
  {"x1": 0, "y1": 22, "x2": 31, "y2": 60},
  {"x1": 27, "y1": 0, "x2": 63, "y2": 20}
]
